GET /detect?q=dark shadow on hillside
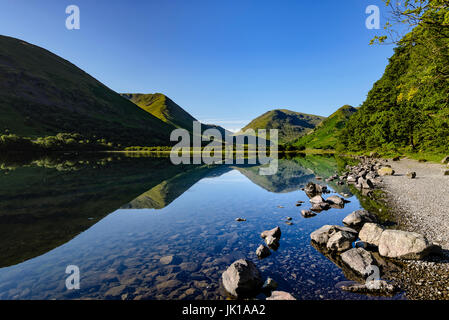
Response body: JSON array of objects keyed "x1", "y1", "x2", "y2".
[{"x1": 0, "y1": 154, "x2": 228, "y2": 268}]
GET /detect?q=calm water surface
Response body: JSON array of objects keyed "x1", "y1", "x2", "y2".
[{"x1": 0, "y1": 154, "x2": 402, "y2": 300}]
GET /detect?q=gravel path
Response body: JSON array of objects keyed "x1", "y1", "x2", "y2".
[
  {"x1": 381, "y1": 158, "x2": 449, "y2": 249},
  {"x1": 379, "y1": 158, "x2": 449, "y2": 299}
]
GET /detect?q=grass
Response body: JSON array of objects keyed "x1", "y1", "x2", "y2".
[
  {"x1": 0, "y1": 35, "x2": 174, "y2": 146},
  {"x1": 240, "y1": 109, "x2": 325, "y2": 144}
]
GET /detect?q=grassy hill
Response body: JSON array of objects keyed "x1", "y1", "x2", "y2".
[
  {"x1": 122, "y1": 93, "x2": 231, "y2": 137},
  {"x1": 290, "y1": 105, "x2": 357, "y2": 150},
  {"x1": 240, "y1": 109, "x2": 325, "y2": 144},
  {"x1": 121, "y1": 93, "x2": 197, "y2": 130},
  {"x1": 0, "y1": 35, "x2": 174, "y2": 147}
]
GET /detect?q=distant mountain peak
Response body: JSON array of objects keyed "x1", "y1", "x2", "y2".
[{"x1": 240, "y1": 108, "x2": 325, "y2": 143}]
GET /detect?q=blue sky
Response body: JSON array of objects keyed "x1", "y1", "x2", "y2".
[{"x1": 0, "y1": 0, "x2": 394, "y2": 131}]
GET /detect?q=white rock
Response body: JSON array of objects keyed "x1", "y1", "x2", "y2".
[{"x1": 359, "y1": 223, "x2": 384, "y2": 247}]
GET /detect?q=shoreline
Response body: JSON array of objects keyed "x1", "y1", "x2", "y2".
[{"x1": 379, "y1": 158, "x2": 449, "y2": 299}]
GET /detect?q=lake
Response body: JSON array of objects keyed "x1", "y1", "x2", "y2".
[{"x1": 0, "y1": 153, "x2": 403, "y2": 300}]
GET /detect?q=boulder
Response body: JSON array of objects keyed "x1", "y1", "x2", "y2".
[
  {"x1": 441, "y1": 156, "x2": 449, "y2": 164},
  {"x1": 261, "y1": 226, "x2": 281, "y2": 239},
  {"x1": 392, "y1": 156, "x2": 401, "y2": 161},
  {"x1": 311, "y1": 202, "x2": 330, "y2": 212},
  {"x1": 266, "y1": 291, "x2": 296, "y2": 300},
  {"x1": 443, "y1": 170, "x2": 449, "y2": 176},
  {"x1": 341, "y1": 248, "x2": 376, "y2": 277},
  {"x1": 326, "y1": 195, "x2": 345, "y2": 206},
  {"x1": 304, "y1": 182, "x2": 322, "y2": 196},
  {"x1": 326, "y1": 231, "x2": 357, "y2": 252},
  {"x1": 347, "y1": 176, "x2": 357, "y2": 183},
  {"x1": 378, "y1": 230, "x2": 436, "y2": 260},
  {"x1": 301, "y1": 209, "x2": 316, "y2": 218},
  {"x1": 370, "y1": 152, "x2": 380, "y2": 158},
  {"x1": 359, "y1": 223, "x2": 384, "y2": 247},
  {"x1": 264, "y1": 235, "x2": 279, "y2": 248},
  {"x1": 222, "y1": 259, "x2": 263, "y2": 298},
  {"x1": 310, "y1": 225, "x2": 357, "y2": 245},
  {"x1": 256, "y1": 245, "x2": 271, "y2": 259},
  {"x1": 378, "y1": 167, "x2": 395, "y2": 176},
  {"x1": 406, "y1": 172, "x2": 417, "y2": 179},
  {"x1": 356, "y1": 178, "x2": 374, "y2": 189},
  {"x1": 343, "y1": 210, "x2": 377, "y2": 228},
  {"x1": 310, "y1": 195, "x2": 325, "y2": 204}
]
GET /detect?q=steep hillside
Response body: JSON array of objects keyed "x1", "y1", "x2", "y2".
[
  {"x1": 340, "y1": 21, "x2": 449, "y2": 154},
  {"x1": 121, "y1": 93, "x2": 196, "y2": 130},
  {"x1": 121, "y1": 93, "x2": 231, "y2": 137},
  {"x1": 291, "y1": 105, "x2": 357, "y2": 149},
  {"x1": 240, "y1": 109, "x2": 325, "y2": 143},
  {"x1": 0, "y1": 35, "x2": 174, "y2": 146}
]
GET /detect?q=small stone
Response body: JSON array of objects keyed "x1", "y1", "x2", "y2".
[
  {"x1": 222, "y1": 259, "x2": 263, "y2": 298},
  {"x1": 340, "y1": 280, "x2": 396, "y2": 294},
  {"x1": 266, "y1": 291, "x2": 296, "y2": 300},
  {"x1": 406, "y1": 171, "x2": 417, "y2": 179},
  {"x1": 261, "y1": 227, "x2": 281, "y2": 239},
  {"x1": 265, "y1": 235, "x2": 279, "y2": 248},
  {"x1": 159, "y1": 255, "x2": 174, "y2": 265},
  {"x1": 301, "y1": 209, "x2": 316, "y2": 218},
  {"x1": 256, "y1": 245, "x2": 271, "y2": 259},
  {"x1": 262, "y1": 278, "x2": 278, "y2": 291}
]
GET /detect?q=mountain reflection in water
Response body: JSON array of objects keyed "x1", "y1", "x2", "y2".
[{"x1": 0, "y1": 153, "x2": 400, "y2": 300}]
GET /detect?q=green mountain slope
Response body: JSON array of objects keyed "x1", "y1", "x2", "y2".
[
  {"x1": 121, "y1": 93, "x2": 231, "y2": 137},
  {"x1": 339, "y1": 21, "x2": 449, "y2": 154},
  {"x1": 240, "y1": 109, "x2": 325, "y2": 143},
  {"x1": 0, "y1": 35, "x2": 174, "y2": 146},
  {"x1": 121, "y1": 93, "x2": 196, "y2": 130},
  {"x1": 291, "y1": 105, "x2": 357, "y2": 149}
]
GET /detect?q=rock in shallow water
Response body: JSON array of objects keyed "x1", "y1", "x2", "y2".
[
  {"x1": 262, "y1": 277, "x2": 278, "y2": 291},
  {"x1": 326, "y1": 231, "x2": 357, "y2": 252},
  {"x1": 265, "y1": 235, "x2": 280, "y2": 248},
  {"x1": 343, "y1": 210, "x2": 377, "y2": 228},
  {"x1": 301, "y1": 209, "x2": 316, "y2": 218},
  {"x1": 310, "y1": 225, "x2": 357, "y2": 245},
  {"x1": 266, "y1": 291, "x2": 296, "y2": 300},
  {"x1": 261, "y1": 226, "x2": 281, "y2": 239},
  {"x1": 326, "y1": 195, "x2": 345, "y2": 206},
  {"x1": 340, "y1": 280, "x2": 397, "y2": 295},
  {"x1": 310, "y1": 195, "x2": 325, "y2": 204},
  {"x1": 340, "y1": 248, "x2": 375, "y2": 277},
  {"x1": 222, "y1": 259, "x2": 263, "y2": 298},
  {"x1": 256, "y1": 245, "x2": 271, "y2": 259}
]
